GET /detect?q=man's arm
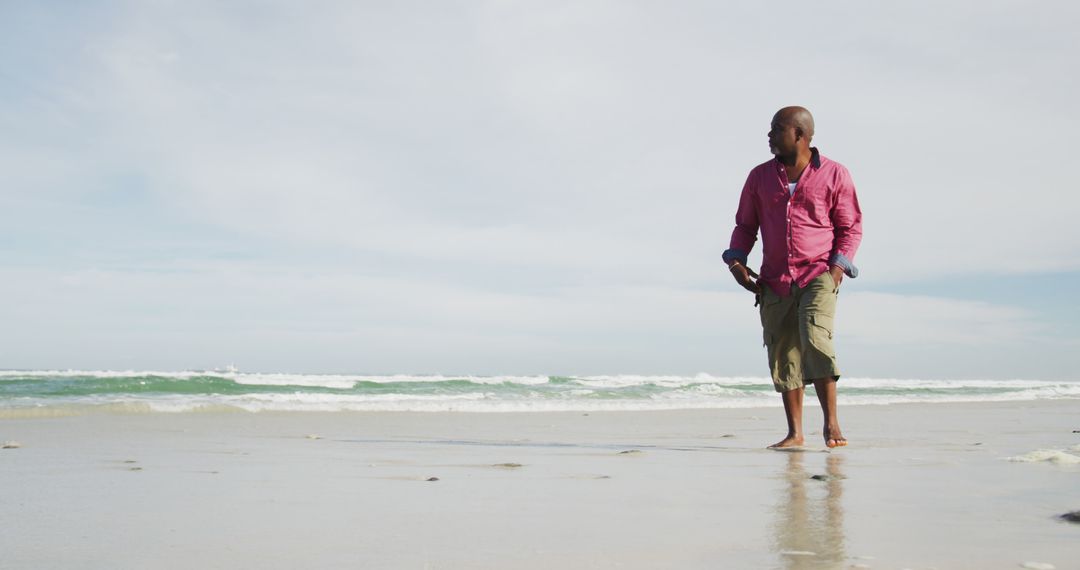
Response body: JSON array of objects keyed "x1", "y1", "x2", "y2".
[
  {"x1": 829, "y1": 166, "x2": 863, "y2": 283},
  {"x1": 724, "y1": 172, "x2": 761, "y2": 294}
]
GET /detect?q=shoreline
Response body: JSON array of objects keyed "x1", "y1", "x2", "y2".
[
  {"x1": 2, "y1": 395, "x2": 1078, "y2": 419},
  {"x1": 3, "y1": 400, "x2": 1078, "y2": 569}
]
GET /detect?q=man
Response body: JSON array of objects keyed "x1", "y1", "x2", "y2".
[{"x1": 723, "y1": 106, "x2": 862, "y2": 448}]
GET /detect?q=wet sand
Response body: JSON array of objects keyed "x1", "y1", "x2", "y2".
[{"x1": 1, "y1": 400, "x2": 1078, "y2": 569}]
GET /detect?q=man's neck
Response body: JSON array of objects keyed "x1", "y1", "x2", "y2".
[{"x1": 778, "y1": 147, "x2": 813, "y2": 183}]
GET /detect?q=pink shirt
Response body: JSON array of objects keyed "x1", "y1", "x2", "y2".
[{"x1": 723, "y1": 149, "x2": 862, "y2": 297}]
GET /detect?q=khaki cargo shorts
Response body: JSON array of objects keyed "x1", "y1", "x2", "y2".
[{"x1": 759, "y1": 272, "x2": 841, "y2": 392}]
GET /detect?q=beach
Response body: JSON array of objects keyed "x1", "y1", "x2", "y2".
[{"x1": 2, "y1": 399, "x2": 1078, "y2": 569}]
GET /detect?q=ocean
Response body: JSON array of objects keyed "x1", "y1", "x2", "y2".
[{"x1": 1, "y1": 370, "x2": 1078, "y2": 415}]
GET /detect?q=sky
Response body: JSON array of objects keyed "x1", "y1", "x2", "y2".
[{"x1": 2, "y1": 1, "x2": 1078, "y2": 378}]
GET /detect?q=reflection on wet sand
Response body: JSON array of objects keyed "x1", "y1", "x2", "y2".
[{"x1": 773, "y1": 452, "x2": 846, "y2": 569}]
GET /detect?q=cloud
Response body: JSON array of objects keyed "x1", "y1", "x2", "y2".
[
  {"x1": 48, "y1": 4, "x2": 1080, "y2": 279},
  {"x1": 1, "y1": 262, "x2": 1070, "y2": 378},
  {"x1": 832, "y1": 290, "x2": 1075, "y2": 379},
  {"x1": 0, "y1": 263, "x2": 756, "y2": 373},
  {"x1": 2, "y1": 1, "x2": 1079, "y2": 375},
  {"x1": 840, "y1": 292, "x2": 1042, "y2": 347}
]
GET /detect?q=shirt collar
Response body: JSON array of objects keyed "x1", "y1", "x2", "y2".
[{"x1": 774, "y1": 147, "x2": 821, "y2": 170}]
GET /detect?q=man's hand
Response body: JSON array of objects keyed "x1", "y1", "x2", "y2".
[
  {"x1": 829, "y1": 265, "x2": 844, "y2": 289},
  {"x1": 729, "y1": 262, "x2": 761, "y2": 294}
]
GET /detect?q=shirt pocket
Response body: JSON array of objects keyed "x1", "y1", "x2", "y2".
[{"x1": 795, "y1": 183, "x2": 833, "y2": 225}]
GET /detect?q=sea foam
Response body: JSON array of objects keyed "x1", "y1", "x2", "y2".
[
  {"x1": 1007, "y1": 449, "x2": 1080, "y2": 465},
  {"x1": 1, "y1": 370, "x2": 1078, "y2": 414}
]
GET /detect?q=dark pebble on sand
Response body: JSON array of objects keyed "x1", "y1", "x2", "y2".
[{"x1": 1059, "y1": 511, "x2": 1080, "y2": 523}]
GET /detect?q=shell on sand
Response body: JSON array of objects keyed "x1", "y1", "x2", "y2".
[{"x1": 1058, "y1": 511, "x2": 1080, "y2": 523}]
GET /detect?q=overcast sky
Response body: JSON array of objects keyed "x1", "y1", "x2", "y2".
[{"x1": 2, "y1": 1, "x2": 1078, "y2": 378}]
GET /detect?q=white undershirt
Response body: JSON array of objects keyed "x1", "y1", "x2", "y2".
[{"x1": 788, "y1": 181, "x2": 797, "y2": 196}]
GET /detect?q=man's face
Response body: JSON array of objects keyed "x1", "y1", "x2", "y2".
[{"x1": 768, "y1": 116, "x2": 798, "y2": 156}]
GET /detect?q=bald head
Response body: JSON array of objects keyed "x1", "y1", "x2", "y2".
[
  {"x1": 767, "y1": 106, "x2": 815, "y2": 160},
  {"x1": 774, "y1": 106, "x2": 815, "y2": 141}
]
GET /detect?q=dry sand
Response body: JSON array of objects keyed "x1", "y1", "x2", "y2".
[{"x1": 1, "y1": 400, "x2": 1078, "y2": 569}]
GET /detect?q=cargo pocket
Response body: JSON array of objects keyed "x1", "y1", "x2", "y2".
[
  {"x1": 759, "y1": 290, "x2": 781, "y2": 348},
  {"x1": 807, "y1": 313, "x2": 835, "y2": 357}
]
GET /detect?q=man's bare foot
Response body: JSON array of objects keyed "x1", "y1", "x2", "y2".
[
  {"x1": 768, "y1": 435, "x2": 805, "y2": 448},
  {"x1": 824, "y1": 426, "x2": 847, "y2": 448}
]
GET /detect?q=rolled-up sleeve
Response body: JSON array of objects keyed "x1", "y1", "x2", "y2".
[
  {"x1": 722, "y1": 172, "x2": 759, "y2": 266},
  {"x1": 829, "y1": 166, "x2": 863, "y2": 277}
]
